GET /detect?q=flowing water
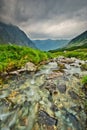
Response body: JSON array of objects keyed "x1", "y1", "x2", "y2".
[{"x1": 0, "y1": 58, "x2": 87, "y2": 130}]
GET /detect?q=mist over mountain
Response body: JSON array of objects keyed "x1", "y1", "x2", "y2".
[
  {"x1": 0, "y1": 22, "x2": 36, "y2": 48},
  {"x1": 33, "y1": 39, "x2": 69, "y2": 51}
]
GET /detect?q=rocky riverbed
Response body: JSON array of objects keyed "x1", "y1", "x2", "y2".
[{"x1": 0, "y1": 56, "x2": 87, "y2": 130}]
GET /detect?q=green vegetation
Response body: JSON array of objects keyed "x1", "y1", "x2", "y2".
[
  {"x1": 50, "y1": 30, "x2": 87, "y2": 60},
  {"x1": 64, "y1": 49, "x2": 87, "y2": 60},
  {"x1": 82, "y1": 75, "x2": 87, "y2": 84},
  {"x1": 0, "y1": 44, "x2": 52, "y2": 73},
  {"x1": 0, "y1": 44, "x2": 87, "y2": 73},
  {"x1": 82, "y1": 75, "x2": 87, "y2": 113},
  {"x1": 51, "y1": 48, "x2": 87, "y2": 60},
  {"x1": 66, "y1": 30, "x2": 87, "y2": 48}
]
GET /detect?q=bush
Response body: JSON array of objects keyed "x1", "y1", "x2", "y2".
[
  {"x1": 0, "y1": 45, "x2": 52, "y2": 72},
  {"x1": 82, "y1": 75, "x2": 87, "y2": 84}
]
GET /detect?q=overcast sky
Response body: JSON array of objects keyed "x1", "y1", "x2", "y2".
[{"x1": 0, "y1": 0, "x2": 87, "y2": 39}]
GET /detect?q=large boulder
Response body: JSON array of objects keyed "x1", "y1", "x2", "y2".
[{"x1": 24, "y1": 62, "x2": 37, "y2": 72}]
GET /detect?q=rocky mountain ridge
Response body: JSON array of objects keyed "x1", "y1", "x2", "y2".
[{"x1": 0, "y1": 22, "x2": 36, "y2": 48}]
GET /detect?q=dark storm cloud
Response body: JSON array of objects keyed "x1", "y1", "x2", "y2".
[{"x1": 0, "y1": 0, "x2": 87, "y2": 39}]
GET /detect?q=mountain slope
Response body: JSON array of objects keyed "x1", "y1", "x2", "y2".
[
  {"x1": 67, "y1": 31, "x2": 87, "y2": 48},
  {"x1": 33, "y1": 39, "x2": 69, "y2": 51},
  {"x1": 0, "y1": 22, "x2": 36, "y2": 48}
]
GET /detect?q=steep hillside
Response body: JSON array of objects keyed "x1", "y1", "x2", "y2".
[
  {"x1": 33, "y1": 39, "x2": 69, "y2": 51},
  {"x1": 67, "y1": 31, "x2": 87, "y2": 48},
  {"x1": 0, "y1": 22, "x2": 36, "y2": 48}
]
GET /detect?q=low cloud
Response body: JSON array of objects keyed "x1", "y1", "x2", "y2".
[{"x1": 0, "y1": 0, "x2": 87, "y2": 39}]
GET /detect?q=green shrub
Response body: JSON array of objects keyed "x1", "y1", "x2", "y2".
[
  {"x1": 82, "y1": 75, "x2": 87, "y2": 84},
  {"x1": 0, "y1": 44, "x2": 87, "y2": 73},
  {"x1": 0, "y1": 45, "x2": 52, "y2": 72},
  {"x1": 52, "y1": 48, "x2": 87, "y2": 60}
]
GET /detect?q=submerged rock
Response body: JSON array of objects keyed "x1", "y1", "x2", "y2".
[
  {"x1": 57, "y1": 84, "x2": 66, "y2": 93},
  {"x1": 57, "y1": 62, "x2": 66, "y2": 70},
  {"x1": 50, "y1": 104, "x2": 58, "y2": 112},
  {"x1": 38, "y1": 110, "x2": 58, "y2": 126},
  {"x1": 47, "y1": 72, "x2": 63, "y2": 79},
  {"x1": 68, "y1": 90, "x2": 79, "y2": 100},
  {"x1": 65, "y1": 111, "x2": 83, "y2": 130}
]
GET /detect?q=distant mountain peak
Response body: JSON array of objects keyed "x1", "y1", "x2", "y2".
[{"x1": 33, "y1": 39, "x2": 69, "y2": 51}]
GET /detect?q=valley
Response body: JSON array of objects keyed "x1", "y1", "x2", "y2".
[
  {"x1": 0, "y1": 22, "x2": 87, "y2": 130},
  {"x1": 33, "y1": 39, "x2": 69, "y2": 51}
]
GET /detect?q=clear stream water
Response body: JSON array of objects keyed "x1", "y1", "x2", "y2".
[{"x1": 0, "y1": 58, "x2": 87, "y2": 130}]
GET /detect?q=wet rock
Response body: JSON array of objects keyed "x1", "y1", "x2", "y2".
[
  {"x1": 48, "y1": 93, "x2": 53, "y2": 102},
  {"x1": 57, "y1": 84, "x2": 66, "y2": 93},
  {"x1": 50, "y1": 104, "x2": 58, "y2": 112},
  {"x1": 71, "y1": 63, "x2": 80, "y2": 68},
  {"x1": 57, "y1": 62, "x2": 66, "y2": 70},
  {"x1": 47, "y1": 72, "x2": 63, "y2": 79},
  {"x1": 75, "y1": 59, "x2": 85, "y2": 65},
  {"x1": 45, "y1": 81, "x2": 56, "y2": 92},
  {"x1": 9, "y1": 71, "x2": 19, "y2": 76},
  {"x1": 58, "y1": 58, "x2": 74, "y2": 64},
  {"x1": 73, "y1": 73, "x2": 80, "y2": 78},
  {"x1": 68, "y1": 90, "x2": 79, "y2": 99},
  {"x1": 24, "y1": 62, "x2": 37, "y2": 72},
  {"x1": 24, "y1": 101, "x2": 31, "y2": 107},
  {"x1": 70, "y1": 105, "x2": 82, "y2": 113},
  {"x1": 38, "y1": 110, "x2": 58, "y2": 126},
  {"x1": 65, "y1": 111, "x2": 83, "y2": 130},
  {"x1": 62, "y1": 75, "x2": 69, "y2": 81}
]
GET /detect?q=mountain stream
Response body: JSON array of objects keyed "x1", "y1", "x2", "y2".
[{"x1": 0, "y1": 57, "x2": 87, "y2": 130}]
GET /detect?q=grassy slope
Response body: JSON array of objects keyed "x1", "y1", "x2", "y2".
[
  {"x1": 50, "y1": 46, "x2": 87, "y2": 60},
  {"x1": 66, "y1": 31, "x2": 87, "y2": 48},
  {"x1": 0, "y1": 45, "x2": 52, "y2": 73},
  {"x1": 0, "y1": 44, "x2": 87, "y2": 73}
]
